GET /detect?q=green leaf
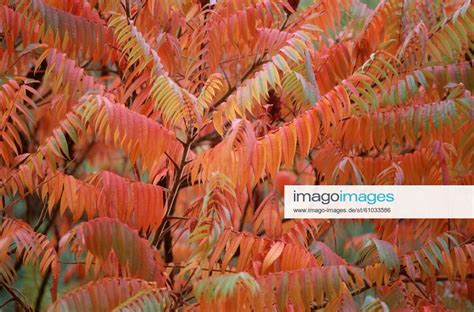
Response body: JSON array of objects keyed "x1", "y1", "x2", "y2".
[{"x1": 373, "y1": 239, "x2": 400, "y2": 275}]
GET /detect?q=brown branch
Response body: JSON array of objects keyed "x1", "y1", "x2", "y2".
[
  {"x1": 34, "y1": 267, "x2": 51, "y2": 312},
  {"x1": 0, "y1": 298, "x2": 15, "y2": 309},
  {"x1": 152, "y1": 134, "x2": 196, "y2": 262},
  {"x1": 0, "y1": 281, "x2": 33, "y2": 312}
]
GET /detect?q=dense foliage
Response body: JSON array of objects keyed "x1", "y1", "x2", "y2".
[{"x1": 0, "y1": 0, "x2": 473, "y2": 311}]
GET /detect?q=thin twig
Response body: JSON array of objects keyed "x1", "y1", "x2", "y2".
[
  {"x1": 0, "y1": 298, "x2": 15, "y2": 309},
  {"x1": 0, "y1": 281, "x2": 33, "y2": 312},
  {"x1": 34, "y1": 267, "x2": 51, "y2": 312},
  {"x1": 153, "y1": 134, "x2": 196, "y2": 263}
]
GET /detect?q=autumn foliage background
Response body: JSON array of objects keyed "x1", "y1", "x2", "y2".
[{"x1": 0, "y1": 0, "x2": 473, "y2": 311}]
